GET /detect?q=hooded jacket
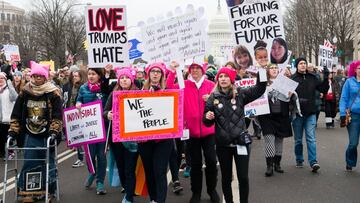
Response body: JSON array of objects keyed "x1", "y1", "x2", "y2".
[{"x1": 339, "y1": 77, "x2": 360, "y2": 116}]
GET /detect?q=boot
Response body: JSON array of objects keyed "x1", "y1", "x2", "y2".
[
  {"x1": 265, "y1": 157, "x2": 274, "y2": 177},
  {"x1": 274, "y1": 155, "x2": 284, "y2": 173}
]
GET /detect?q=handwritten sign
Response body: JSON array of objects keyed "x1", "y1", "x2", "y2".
[
  {"x1": 141, "y1": 11, "x2": 208, "y2": 64},
  {"x1": 3, "y1": 45, "x2": 20, "y2": 61},
  {"x1": 235, "y1": 78, "x2": 270, "y2": 117},
  {"x1": 85, "y1": 6, "x2": 129, "y2": 67},
  {"x1": 63, "y1": 100, "x2": 106, "y2": 147},
  {"x1": 318, "y1": 45, "x2": 333, "y2": 68},
  {"x1": 112, "y1": 90, "x2": 184, "y2": 142},
  {"x1": 271, "y1": 74, "x2": 298, "y2": 96}
]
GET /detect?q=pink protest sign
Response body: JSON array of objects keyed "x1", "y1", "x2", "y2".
[
  {"x1": 63, "y1": 100, "x2": 106, "y2": 147},
  {"x1": 112, "y1": 89, "x2": 184, "y2": 142}
]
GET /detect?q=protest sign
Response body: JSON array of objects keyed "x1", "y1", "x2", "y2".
[
  {"x1": 3, "y1": 45, "x2": 20, "y2": 61},
  {"x1": 112, "y1": 89, "x2": 184, "y2": 142},
  {"x1": 235, "y1": 78, "x2": 270, "y2": 117},
  {"x1": 227, "y1": 0, "x2": 288, "y2": 68},
  {"x1": 271, "y1": 74, "x2": 298, "y2": 96},
  {"x1": 141, "y1": 11, "x2": 208, "y2": 64},
  {"x1": 85, "y1": 6, "x2": 129, "y2": 67},
  {"x1": 63, "y1": 100, "x2": 106, "y2": 147},
  {"x1": 318, "y1": 45, "x2": 333, "y2": 69},
  {"x1": 39, "y1": 60, "x2": 55, "y2": 71}
]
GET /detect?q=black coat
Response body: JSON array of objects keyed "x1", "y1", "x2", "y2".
[{"x1": 203, "y1": 77, "x2": 266, "y2": 146}]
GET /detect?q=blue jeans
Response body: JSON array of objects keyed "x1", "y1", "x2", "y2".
[
  {"x1": 18, "y1": 134, "x2": 56, "y2": 192},
  {"x1": 292, "y1": 114, "x2": 318, "y2": 166},
  {"x1": 87, "y1": 142, "x2": 106, "y2": 184},
  {"x1": 346, "y1": 113, "x2": 360, "y2": 167}
]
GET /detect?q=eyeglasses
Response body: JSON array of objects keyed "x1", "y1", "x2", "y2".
[
  {"x1": 32, "y1": 75, "x2": 45, "y2": 79},
  {"x1": 150, "y1": 70, "x2": 162, "y2": 74},
  {"x1": 268, "y1": 66, "x2": 278, "y2": 70}
]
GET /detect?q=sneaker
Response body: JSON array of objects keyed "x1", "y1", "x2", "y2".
[
  {"x1": 189, "y1": 193, "x2": 201, "y2": 203},
  {"x1": 311, "y1": 163, "x2": 320, "y2": 173},
  {"x1": 122, "y1": 195, "x2": 132, "y2": 203},
  {"x1": 346, "y1": 166, "x2": 352, "y2": 171},
  {"x1": 296, "y1": 162, "x2": 304, "y2": 168},
  {"x1": 96, "y1": 182, "x2": 107, "y2": 195},
  {"x1": 172, "y1": 180, "x2": 183, "y2": 194},
  {"x1": 208, "y1": 190, "x2": 220, "y2": 203},
  {"x1": 72, "y1": 160, "x2": 84, "y2": 168},
  {"x1": 85, "y1": 174, "x2": 95, "y2": 189},
  {"x1": 183, "y1": 167, "x2": 191, "y2": 178}
]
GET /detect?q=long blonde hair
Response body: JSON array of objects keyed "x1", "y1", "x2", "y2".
[{"x1": 142, "y1": 74, "x2": 166, "y2": 90}]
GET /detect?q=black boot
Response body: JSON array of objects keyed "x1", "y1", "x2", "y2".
[
  {"x1": 265, "y1": 157, "x2": 274, "y2": 177},
  {"x1": 274, "y1": 155, "x2": 284, "y2": 173}
]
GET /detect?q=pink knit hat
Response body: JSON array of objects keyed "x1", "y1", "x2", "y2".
[
  {"x1": 216, "y1": 67, "x2": 237, "y2": 84},
  {"x1": 348, "y1": 60, "x2": 360, "y2": 78},
  {"x1": 30, "y1": 61, "x2": 50, "y2": 79},
  {"x1": 115, "y1": 67, "x2": 135, "y2": 84},
  {"x1": 145, "y1": 62, "x2": 166, "y2": 77},
  {"x1": 188, "y1": 63, "x2": 207, "y2": 74}
]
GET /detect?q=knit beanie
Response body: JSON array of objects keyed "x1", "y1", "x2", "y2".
[
  {"x1": 145, "y1": 62, "x2": 166, "y2": 77},
  {"x1": 216, "y1": 67, "x2": 237, "y2": 84},
  {"x1": 295, "y1": 57, "x2": 307, "y2": 69},
  {"x1": 30, "y1": 61, "x2": 50, "y2": 79},
  {"x1": 116, "y1": 67, "x2": 135, "y2": 84}
]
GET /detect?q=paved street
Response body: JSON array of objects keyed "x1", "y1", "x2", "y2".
[{"x1": 1, "y1": 115, "x2": 360, "y2": 203}]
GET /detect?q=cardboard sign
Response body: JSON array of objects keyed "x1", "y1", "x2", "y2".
[
  {"x1": 63, "y1": 100, "x2": 106, "y2": 147},
  {"x1": 3, "y1": 45, "x2": 20, "y2": 61},
  {"x1": 39, "y1": 60, "x2": 55, "y2": 71},
  {"x1": 318, "y1": 45, "x2": 333, "y2": 69},
  {"x1": 112, "y1": 90, "x2": 184, "y2": 142},
  {"x1": 235, "y1": 78, "x2": 270, "y2": 117},
  {"x1": 227, "y1": 0, "x2": 288, "y2": 67},
  {"x1": 141, "y1": 11, "x2": 208, "y2": 64},
  {"x1": 85, "y1": 6, "x2": 129, "y2": 67}
]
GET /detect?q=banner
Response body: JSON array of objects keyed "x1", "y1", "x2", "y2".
[
  {"x1": 318, "y1": 45, "x2": 333, "y2": 69},
  {"x1": 3, "y1": 45, "x2": 20, "y2": 61},
  {"x1": 235, "y1": 78, "x2": 270, "y2": 117},
  {"x1": 112, "y1": 89, "x2": 184, "y2": 142},
  {"x1": 141, "y1": 11, "x2": 208, "y2": 64},
  {"x1": 227, "y1": 0, "x2": 287, "y2": 68},
  {"x1": 63, "y1": 100, "x2": 106, "y2": 147},
  {"x1": 85, "y1": 6, "x2": 129, "y2": 68}
]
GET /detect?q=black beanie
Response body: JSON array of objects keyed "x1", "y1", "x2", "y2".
[{"x1": 295, "y1": 57, "x2": 307, "y2": 69}]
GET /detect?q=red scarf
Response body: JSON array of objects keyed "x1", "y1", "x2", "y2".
[{"x1": 87, "y1": 81, "x2": 101, "y2": 92}]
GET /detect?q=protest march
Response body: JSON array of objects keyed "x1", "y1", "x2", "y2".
[{"x1": 0, "y1": 0, "x2": 360, "y2": 203}]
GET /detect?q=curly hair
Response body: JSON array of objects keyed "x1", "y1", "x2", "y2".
[{"x1": 348, "y1": 60, "x2": 360, "y2": 78}]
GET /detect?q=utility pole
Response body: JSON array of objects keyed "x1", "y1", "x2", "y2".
[{"x1": 354, "y1": 0, "x2": 359, "y2": 60}]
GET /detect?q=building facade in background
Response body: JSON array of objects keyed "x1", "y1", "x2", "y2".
[{"x1": 0, "y1": 1, "x2": 24, "y2": 44}]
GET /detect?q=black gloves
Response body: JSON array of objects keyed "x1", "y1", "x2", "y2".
[
  {"x1": 340, "y1": 116, "x2": 346, "y2": 128},
  {"x1": 49, "y1": 131, "x2": 61, "y2": 146},
  {"x1": 323, "y1": 67, "x2": 330, "y2": 81},
  {"x1": 7, "y1": 132, "x2": 17, "y2": 146}
]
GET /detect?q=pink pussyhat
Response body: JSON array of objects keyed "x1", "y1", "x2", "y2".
[
  {"x1": 115, "y1": 67, "x2": 135, "y2": 84},
  {"x1": 30, "y1": 61, "x2": 50, "y2": 79}
]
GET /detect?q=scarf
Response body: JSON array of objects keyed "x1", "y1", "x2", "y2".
[
  {"x1": 188, "y1": 75, "x2": 205, "y2": 89},
  {"x1": 24, "y1": 81, "x2": 59, "y2": 96},
  {"x1": 88, "y1": 81, "x2": 101, "y2": 92}
]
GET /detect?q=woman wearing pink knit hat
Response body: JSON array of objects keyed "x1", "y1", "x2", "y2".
[{"x1": 203, "y1": 67, "x2": 266, "y2": 203}]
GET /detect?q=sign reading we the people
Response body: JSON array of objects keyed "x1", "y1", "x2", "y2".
[
  {"x1": 63, "y1": 101, "x2": 106, "y2": 147},
  {"x1": 85, "y1": 6, "x2": 129, "y2": 67},
  {"x1": 318, "y1": 45, "x2": 333, "y2": 69},
  {"x1": 112, "y1": 90, "x2": 184, "y2": 142}
]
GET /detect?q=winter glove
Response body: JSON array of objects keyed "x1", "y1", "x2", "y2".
[
  {"x1": 49, "y1": 131, "x2": 61, "y2": 146},
  {"x1": 323, "y1": 67, "x2": 330, "y2": 81},
  {"x1": 340, "y1": 116, "x2": 346, "y2": 128}
]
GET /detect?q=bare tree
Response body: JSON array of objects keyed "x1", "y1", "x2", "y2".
[{"x1": 64, "y1": 14, "x2": 86, "y2": 64}]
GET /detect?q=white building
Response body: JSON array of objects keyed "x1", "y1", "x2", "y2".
[
  {"x1": 0, "y1": 1, "x2": 25, "y2": 43},
  {"x1": 207, "y1": 0, "x2": 233, "y2": 66}
]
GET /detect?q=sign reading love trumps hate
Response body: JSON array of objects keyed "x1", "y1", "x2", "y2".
[
  {"x1": 85, "y1": 6, "x2": 129, "y2": 67},
  {"x1": 112, "y1": 90, "x2": 184, "y2": 142},
  {"x1": 63, "y1": 101, "x2": 106, "y2": 147}
]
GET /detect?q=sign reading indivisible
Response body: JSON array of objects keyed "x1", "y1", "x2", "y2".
[
  {"x1": 112, "y1": 90, "x2": 184, "y2": 142},
  {"x1": 3, "y1": 45, "x2": 20, "y2": 61},
  {"x1": 141, "y1": 11, "x2": 208, "y2": 64},
  {"x1": 319, "y1": 45, "x2": 333, "y2": 69},
  {"x1": 85, "y1": 6, "x2": 129, "y2": 67},
  {"x1": 63, "y1": 100, "x2": 106, "y2": 147}
]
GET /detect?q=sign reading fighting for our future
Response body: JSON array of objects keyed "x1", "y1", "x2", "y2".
[
  {"x1": 141, "y1": 11, "x2": 208, "y2": 64},
  {"x1": 85, "y1": 6, "x2": 129, "y2": 67},
  {"x1": 112, "y1": 90, "x2": 184, "y2": 142},
  {"x1": 318, "y1": 45, "x2": 333, "y2": 68},
  {"x1": 63, "y1": 101, "x2": 106, "y2": 147}
]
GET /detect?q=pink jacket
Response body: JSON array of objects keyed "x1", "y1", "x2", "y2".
[{"x1": 167, "y1": 71, "x2": 215, "y2": 138}]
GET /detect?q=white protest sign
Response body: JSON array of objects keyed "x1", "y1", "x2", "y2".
[
  {"x1": 227, "y1": 0, "x2": 288, "y2": 67},
  {"x1": 271, "y1": 74, "x2": 298, "y2": 96},
  {"x1": 63, "y1": 101, "x2": 106, "y2": 147},
  {"x1": 318, "y1": 45, "x2": 333, "y2": 69},
  {"x1": 141, "y1": 11, "x2": 208, "y2": 64},
  {"x1": 3, "y1": 45, "x2": 20, "y2": 61},
  {"x1": 235, "y1": 78, "x2": 270, "y2": 117},
  {"x1": 85, "y1": 6, "x2": 129, "y2": 68}
]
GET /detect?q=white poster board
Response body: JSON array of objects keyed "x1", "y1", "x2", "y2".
[
  {"x1": 63, "y1": 101, "x2": 106, "y2": 147},
  {"x1": 85, "y1": 6, "x2": 129, "y2": 67},
  {"x1": 141, "y1": 11, "x2": 208, "y2": 64},
  {"x1": 318, "y1": 45, "x2": 333, "y2": 69},
  {"x1": 3, "y1": 45, "x2": 20, "y2": 61}
]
